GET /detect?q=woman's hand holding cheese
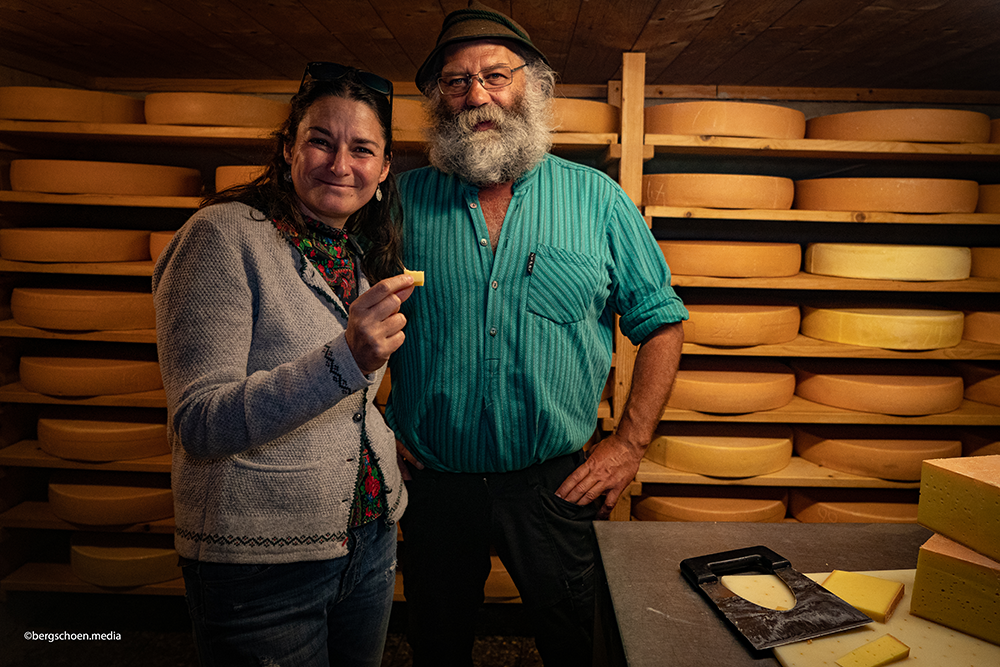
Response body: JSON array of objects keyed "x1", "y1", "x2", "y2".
[{"x1": 345, "y1": 273, "x2": 415, "y2": 375}]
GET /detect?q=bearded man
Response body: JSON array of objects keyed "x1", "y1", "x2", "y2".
[{"x1": 386, "y1": 3, "x2": 687, "y2": 665}]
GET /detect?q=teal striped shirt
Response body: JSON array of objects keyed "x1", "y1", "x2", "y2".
[{"x1": 387, "y1": 154, "x2": 687, "y2": 473}]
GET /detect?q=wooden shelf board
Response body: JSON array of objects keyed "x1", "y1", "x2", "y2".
[
  {"x1": 645, "y1": 205, "x2": 1000, "y2": 226},
  {"x1": 1, "y1": 562, "x2": 184, "y2": 596},
  {"x1": 0, "y1": 119, "x2": 273, "y2": 145},
  {"x1": 670, "y1": 271, "x2": 1000, "y2": 292},
  {"x1": 682, "y1": 335, "x2": 1000, "y2": 360},
  {"x1": 0, "y1": 319, "x2": 156, "y2": 343},
  {"x1": 0, "y1": 383, "x2": 167, "y2": 408},
  {"x1": 0, "y1": 501, "x2": 175, "y2": 533},
  {"x1": 0, "y1": 192, "x2": 200, "y2": 208},
  {"x1": 0, "y1": 258, "x2": 154, "y2": 276},
  {"x1": 0, "y1": 440, "x2": 171, "y2": 472}
]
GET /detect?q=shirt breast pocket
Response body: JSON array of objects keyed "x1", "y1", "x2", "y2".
[{"x1": 526, "y1": 244, "x2": 607, "y2": 325}]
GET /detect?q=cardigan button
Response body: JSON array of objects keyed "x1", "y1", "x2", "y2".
[{"x1": 352, "y1": 412, "x2": 363, "y2": 423}]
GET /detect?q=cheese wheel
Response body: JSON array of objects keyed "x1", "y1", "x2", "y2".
[
  {"x1": 800, "y1": 304, "x2": 964, "y2": 350},
  {"x1": 970, "y1": 247, "x2": 1000, "y2": 279},
  {"x1": 644, "y1": 101, "x2": 805, "y2": 139},
  {"x1": 789, "y1": 488, "x2": 919, "y2": 523},
  {"x1": 71, "y1": 533, "x2": 181, "y2": 587},
  {"x1": 960, "y1": 428, "x2": 1000, "y2": 457},
  {"x1": 658, "y1": 240, "x2": 801, "y2": 277},
  {"x1": 646, "y1": 423, "x2": 792, "y2": 477},
  {"x1": 38, "y1": 413, "x2": 169, "y2": 462},
  {"x1": 643, "y1": 173, "x2": 794, "y2": 210},
  {"x1": 682, "y1": 300, "x2": 800, "y2": 347},
  {"x1": 633, "y1": 486, "x2": 788, "y2": 522},
  {"x1": 20, "y1": 354, "x2": 163, "y2": 396},
  {"x1": 0, "y1": 86, "x2": 145, "y2": 124},
  {"x1": 49, "y1": 471, "x2": 173, "y2": 525},
  {"x1": 805, "y1": 108, "x2": 991, "y2": 143},
  {"x1": 391, "y1": 98, "x2": 429, "y2": 131},
  {"x1": 918, "y1": 455, "x2": 1000, "y2": 562},
  {"x1": 793, "y1": 425, "x2": 961, "y2": 481},
  {"x1": 552, "y1": 98, "x2": 620, "y2": 133},
  {"x1": 11, "y1": 287, "x2": 155, "y2": 331},
  {"x1": 794, "y1": 177, "x2": 979, "y2": 214},
  {"x1": 666, "y1": 357, "x2": 795, "y2": 414},
  {"x1": 144, "y1": 92, "x2": 289, "y2": 127},
  {"x1": 149, "y1": 231, "x2": 176, "y2": 264},
  {"x1": 792, "y1": 359, "x2": 964, "y2": 416},
  {"x1": 803, "y1": 243, "x2": 971, "y2": 281},
  {"x1": 953, "y1": 361, "x2": 1000, "y2": 407},
  {"x1": 0, "y1": 228, "x2": 151, "y2": 263},
  {"x1": 991, "y1": 118, "x2": 1000, "y2": 143},
  {"x1": 977, "y1": 184, "x2": 1000, "y2": 213},
  {"x1": 10, "y1": 159, "x2": 202, "y2": 197},
  {"x1": 215, "y1": 165, "x2": 266, "y2": 192}
]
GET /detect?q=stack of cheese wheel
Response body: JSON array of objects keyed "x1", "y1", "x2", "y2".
[
  {"x1": 794, "y1": 177, "x2": 979, "y2": 213},
  {"x1": 71, "y1": 533, "x2": 181, "y2": 587},
  {"x1": 960, "y1": 428, "x2": 1000, "y2": 457},
  {"x1": 11, "y1": 287, "x2": 155, "y2": 331},
  {"x1": 215, "y1": 165, "x2": 266, "y2": 192},
  {"x1": 149, "y1": 231, "x2": 177, "y2": 264},
  {"x1": 37, "y1": 408, "x2": 169, "y2": 462},
  {"x1": 803, "y1": 243, "x2": 971, "y2": 281},
  {"x1": 0, "y1": 86, "x2": 145, "y2": 124},
  {"x1": 646, "y1": 423, "x2": 793, "y2": 477},
  {"x1": 0, "y1": 228, "x2": 151, "y2": 263},
  {"x1": 144, "y1": 92, "x2": 289, "y2": 127},
  {"x1": 953, "y1": 361, "x2": 1000, "y2": 407},
  {"x1": 792, "y1": 359, "x2": 964, "y2": 416},
  {"x1": 644, "y1": 101, "x2": 805, "y2": 139},
  {"x1": 392, "y1": 98, "x2": 429, "y2": 131},
  {"x1": 970, "y1": 247, "x2": 1000, "y2": 279},
  {"x1": 805, "y1": 108, "x2": 991, "y2": 143},
  {"x1": 658, "y1": 240, "x2": 801, "y2": 277},
  {"x1": 551, "y1": 98, "x2": 619, "y2": 133},
  {"x1": 633, "y1": 486, "x2": 788, "y2": 522},
  {"x1": 977, "y1": 184, "x2": 1000, "y2": 213},
  {"x1": 789, "y1": 488, "x2": 919, "y2": 523},
  {"x1": 666, "y1": 357, "x2": 796, "y2": 414},
  {"x1": 19, "y1": 348, "x2": 163, "y2": 397},
  {"x1": 681, "y1": 296, "x2": 800, "y2": 347},
  {"x1": 793, "y1": 425, "x2": 961, "y2": 481},
  {"x1": 963, "y1": 311, "x2": 1000, "y2": 345},
  {"x1": 643, "y1": 174, "x2": 794, "y2": 209},
  {"x1": 49, "y1": 471, "x2": 173, "y2": 525},
  {"x1": 9, "y1": 159, "x2": 202, "y2": 197},
  {"x1": 799, "y1": 303, "x2": 964, "y2": 350}
]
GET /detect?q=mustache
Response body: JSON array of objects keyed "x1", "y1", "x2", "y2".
[{"x1": 449, "y1": 103, "x2": 510, "y2": 132}]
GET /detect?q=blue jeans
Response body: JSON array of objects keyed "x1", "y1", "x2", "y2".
[{"x1": 182, "y1": 518, "x2": 396, "y2": 667}]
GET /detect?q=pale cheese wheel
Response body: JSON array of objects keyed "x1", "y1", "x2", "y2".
[
  {"x1": 144, "y1": 92, "x2": 289, "y2": 127},
  {"x1": 803, "y1": 243, "x2": 971, "y2": 281},
  {"x1": 800, "y1": 304, "x2": 964, "y2": 350},
  {"x1": 970, "y1": 247, "x2": 1000, "y2": 279},
  {"x1": 658, "y1": 240, "x2": 801, "y2": 277},
  {"x1": 644, "y1": 101, "x2": 805, "y2": 139},
  {"x1": 643, "y1": 173, "x2": 794, "y2": 210},
  {"x1": 976, "y1": 184, "x2": 1000, "y2": 213},
  {"x1": 20, "y1": 355, "x2": 163, "y2": 396},
  {"x1": 0, "y1": 228, "x2": 151, "y2": 263},
  {"x1": 49, "y1": 471, "x2": 173, "y2": 525},
  {"x1": 953, "y1": 361, "x2": 1000, "y2": 407},
  {"x1": 646, "y1": 423, "x2": 792, "y2": 477},
  {"x1": 149, "y1": 231, "x2": 176, "y2": 264},
  {"x1": 793, "y1": 425, "x2": 961, "y2": 481},
  {"x1": 792, "y1": 359, "x2": 964, "y2": 416},
  {"x1": 11, "y1": 287, "x2": 155, "y2": 331},
  {"x1": 38, "y1": 414, "x2": 169, "y2": 462},
  {"x1": 789, "y1": 488, "x2": 919, "y2": 523},
  {"x1": 794, "y1": 177, "x2": 979, "y2": 214},
  {"x1": 805, "y1": 108, "x2": 991, "y2": 143},
  {"x1": 959, "y1": 428, "x2": 1000, "y2": 457},
  {"x1": 215, "y1": 165, "x2": 266, "y2": 192},
  {"x1": 391, "y1": 98, "x2": 429, "y2": 131},
  {"x1": 71, "y1": 533, "x2": 181, "y2": 587},
  {"x1": 682, "y1": 301, "x2": 800, "y2": 347},
  {"x1": 10, "y1": 159, "x2": 202, "y2": 197},
  {"x1": 0, "y1": 86, "x2": 145, "y2": 124},
  {"x1": 666, "y1": 357, "x2": 795, "y2": 414},
  {"x1": 992, "y1": 119, "x2": 1000, "y2": 143},
  {"x1": 551, "y1": 98, "x2": 619, "y2": 133},
  {"x1": 633, "y1": 486, "x2": 788, "y2": 522}
]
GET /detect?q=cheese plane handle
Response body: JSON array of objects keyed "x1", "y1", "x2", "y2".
[{"x1": 680, "y1": 545, "x2": 791, "y2": 586}]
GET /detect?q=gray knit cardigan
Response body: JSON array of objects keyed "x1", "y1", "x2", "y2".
[{"x1": 152, "y1": 201, "x2": 406, "y2": 564}]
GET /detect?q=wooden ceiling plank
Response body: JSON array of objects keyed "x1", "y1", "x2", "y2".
[
  {"x1": 509, "y1": 0, "x2": 583, "y2": 82},
  {"x1": 370, "y1": 0, "x2": 451, "y2": 85},
  {"x1": 632, "y1": 0, "x2": 727, "y2": 84},
  {"x1": 562, "y1": 0, "x2": 660, "y2": 83}
]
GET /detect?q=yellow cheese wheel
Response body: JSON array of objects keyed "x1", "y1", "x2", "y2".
[
  {"x1": 805, "y1": 108, "x2": 991, "y2": 143},
  {"x1": 792, "y1": 359, "x2": 964, "y2": 416},
  {"x1": 11, "y1": 287, "x2": 155, "y2": 331},
  {"x1": 793, "y1": 425, "x2": 961, "y2": 481},
  {"x1": 977, "y1": 184, "x2": 1000, "y2": 213},
  {"x1": 71, "y1": 533, "x2": 181, "y2": 587},
  {"x1": 20, "y1": 354, "x2": 163, "y2": 396},
  {"x1": 10, "y1": 159, "x2": 202, "y2": 197},
  {"x1": 144, "y1": 92, "x2": 290, "y2": 127},
  {"x1": 643, "y1": 173, "x2": 794, "y2": 210},
  {"x1": 970, "y1": 247, "x2": 1000, "y2": 279},
  {"x1": 644, "y1": 101, "x2": 805, "y2": 139},
  {"x1": 0, "y1": 228, "x2": 151, "y2": 263},
  {"x1": 633, "y1": 486, "x2": 788, "y2": 522},
  {"x1": 803, "y1": 243, "x2": 971, "y2": 281},
  {"x1": 646, "y1": 423, "x2": 792, "y2": 477},
  {"x1": 551, "y1": 98, "x2": 620, "y2": 133},
  {"x1": 800, "y1": 304, "x2": 964, "y2": 350},
  {"x1": 682, "y1": 300, "x2": 800, "y2": 347},
  {"x1": 960, "y1": 428, "x2": 1000, "y2": 457},
  {"x1": 992, "y1": 119, "x2": 1000, "y2": 143},
  {"x1": 794, "y1": 177, "x2": 979, "y2": 214},
  {"x1": 49, "y1": 471, "x2": 173, "y2": 525},
  {"x1": 0, "y1": 86, "x2": 145, "y2": 124},
  {"x1": 658, "y1": 240, "x2": 801, "y2": 277},
  {"x1": 666, "y1": 357, "x2": 795, "y2": 414},
  {"x1": 149, "y1": 231, "x2": 176, "y2": 264},
  {"x1": 38, "y1": 413, "x2": 169, "y2": 462},
  {"x1": 954, "y1": 361, "x2": 1000, "y2": 407},
  {"x1": 789, "y1": 488, "x2": 919, "y2": 523},
  {"x1": 215, "y1": 165, "x2": 266, "y2": 192},
  {"x1": 391, "y1": 98, "x2": 429, "y2": 131},
  {"x1": 918, "y1": 455, "x2": 1000, "y2": 562}
]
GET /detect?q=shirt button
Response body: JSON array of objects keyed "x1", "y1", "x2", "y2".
[
  {"x1": 480, "y1": 238, "x2": 488, "y2": 247},
  {"x1": 491, "y1": 280, "x2": 498, "y2": 289},
  {"x1": 470, "y1": 202, "x2": 478, "y2": 209},
  {"x1": 352, "y1": 412, "x2": 363, "y2": 423},
  {"x1": 489, "y1": 327, "x2": 497, "y2": 337}
]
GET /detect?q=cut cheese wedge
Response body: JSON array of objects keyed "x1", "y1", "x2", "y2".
[
  {"x1": 834, "y1": 634, "x2": 909, "y2": 667},
  {"x1": 0, "y1": 228, "x2": 151, "y2": 263},
  {"x1": 977, "y1": 184, "x2": 1000, "y2": 213},
  {"x1": 789, "y1": 488, "x2": 919, "y2": 523},
  {"x1": 803, "y1": 243, "x2": 971, "y2": 281},
  {"x1": 215, "y1": 165, "x2": 266, "y2": 192},
  {"x1": 403, "y1": 268, "x2": 424, "y2": 286},
  {"x1": 970, "y1": 247, "x2": 1000, "y2": 279},
  {"x1": 646, "y1": 423, "x2": 793, "y2": 477},
  {"x1": 20, "y1": 354, "x2": 163, "y2": 396},
  {"x1": 552, "y1": 98, "x2": 619, "y2": 133},
  {"x1": 71, "y1": 533, "x2": 181, "y2": 587},
  {"x1": 918, "y1": 455, "x2": 1000, "y2": 562},
  {"x1": 10, "y1": 159, "x2": 202, "y2": 197},
  {"x1": 794, "y1": 177, "x2": 979, "y2": 214},
  {"x1": 38, "y1": 413, "x2": 169, "y2": 462},
  {"x1": 800, "y1": 304, "x2": 964, "y2": 350},
  {"x1": 632, "y1": 486, "x2": 788, "y2": 522},
  {"x1": 822, "y1": 570, "x2": 905, "y2": 623},
  {"x1": 643, "y1": 173, "x2": 794, "y2": 210},
  {"x1": 49, "y1": 471, "x2": 173, "y2": 525},
  {"x1": 960, "y1": 428, "x2": 1000, "y2": 457},
  {"x1": 667, "y1": 357, "x2": 795, "y2": 414},
  {"x1": 11, "y1": 287, "x2": 155, "y2": 331},
  {"x1": 681, "y1": 299, "x2": 800, "y2": 347},
  {"x1": 0, "y1": 86, "x2": 145, "y2": 124},
  {"x1": 806, "y1": 108, "x2": 990, "y2": 143},
  {"x1": 658, "y1": 240, "x2": 801, "y2": 277},
  {"x1": 149, "y1": 230, "x2": 176, "y2": 264},
  {"x1": 953, "y1": 360, "x2": 1000, "y2": 407},
  {"x1": 144, "y1": 92, "x2": 289, "y2": 127},
  {"x1": 391, "y1": 98, "x2": 429, "y2": 131},
  {"x1": 644, "y1": 101, "x2": 805, "y2": 139}
]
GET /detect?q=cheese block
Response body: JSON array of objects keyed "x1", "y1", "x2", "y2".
[
  {"x1": 970, "y1": 247, "x2": 1000, "y2": 279},
  {"x1": 149, "y1": 231, "x2": 176, "y2": 264},
  {"x1": 0, "y1": 86, "x2": 145, "y2": 124},
  {"x1": 963, "y1": 311, "x2": 1000, "y2": 345},
  {"x1": 71, "y1": 533, "x2": 181, "y2": 587},
  {"x1": 144, "y1": 92, "x2": 289, "y2": 127},
  {"x1": 789, "y1": 488, "x2": 919, "y2": 523},
  {"x1": 0, "y1": 228, "x2": 151, "y2": 263},
  {"x1": 977, "y1": 184, "x2": 1000, "y2": 213},
  {"x1": 632, "y1": 486, "x2": 788, "y2": 522},
  {"x1": 215, "y1": 165, "x2": 266, "y2": 192},
  {"x1": 793, "y1": 425, "x2": 961, "y2": 481},
  {"x1": 803, "y1": 243, "x2": 971, "y2": 281},
  {"x1": 20, "y1": 354, "x2": 163, "y2": 396},
  {"x1": 799, "y1": 304, "x2": 964, "y2": 350},
  {"x1": 644, "y1": 101, "x2": 805, "y2": 139},
  {"x1": 910, "y1": 533, "x2": 1000, "y2": 646},
  {"x1": 918, "y1": 455, "x2": 1000, "y2": 562},
  {"x1": 992, "y1": 118, "x2": 1000, "y2": 143},
  {"x1": 805, "y1": 108, "x2": 991, "y2": 143},
  {"x1": 834, "y1": 634, "x2": 909, "y2": 667},
  {"x1": 792, "y1": 359, "x2": 964, "y2": 416},
  {"x1": 821, "y1": 570, "x2": 905, "y2": 623},
  {"x1": 38, "y1": 413, "x2": 169, "y2": 462},
  {"x1": 954, "y1": 360, "x2": 1000, "y2": 407},
  {"x1": 681, "y1": 300, "x2": 800, "y2": 347},
  {"x1": 794, "y1": 177, "x2": 980, "y2": 214},
  {"x1": 49, "y1": 471, "x2": 173, "y2": 525},
  {"x1": 643, "y1": 173, "x2": 794, "y2": 210},
  {"x1": 11, "y1": 287, "x2": 155, "y2": 331},
  {"x1": 552, "y1": 98, "x2": 619, "y2": 133},
  {"x1": 646, "y1": 423, "x2": 793, "y2": 477},
  {"x1": 391, "y1": 98, "x2": 429, "y2": 131},
  {"x1": 960, "y1": 428, "x2": 1000, "y2": 457},
  {"x1": 666, "y1": 357, "x2": 796, "y2": 414},
  {"x1": 658, "y1": 240, "x2": 801, "y2": 277},
  {"x1": 10, "y1": 159, "x2": 202, "y2": 197}
]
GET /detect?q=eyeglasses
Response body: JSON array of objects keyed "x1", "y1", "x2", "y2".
[
  {"x1": 299, "y1": 62, "x2": 393, "y2": 107},
  {"x1": 437, "y1": 64, "x2": 527, "y2": 96}
]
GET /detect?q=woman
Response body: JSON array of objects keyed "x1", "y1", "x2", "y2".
[{"x1": 152, "y1": 63, "x2": 413, "y2": 666}]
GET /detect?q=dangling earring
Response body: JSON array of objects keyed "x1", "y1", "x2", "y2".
[
  {"x1": 283, "y1": 169, "x2": 293, "y2": 183},
  {"x1": 375, "y1": 185, "x2": 383, "y2": 202}
]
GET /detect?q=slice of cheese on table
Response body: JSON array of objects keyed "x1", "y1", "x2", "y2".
[
  {"x1": 805, "y1": 108, "x2": 991, "y2": 143},
  {"x1": 803, "y1": 243, "x2": 971, "y2": 281},
  {"x1": 11, "y1": 287, "x2": 155, "y2": 331},
  {"x1": 794, "y1": 177, "x2": 979, "y2": 213},
  {"x1": 658, "y1": 240, "x2": 801, "y2": 277},
  {"x1": 646, "y1": 423, "x2": 793, "y2": 477},
  {"x1": 49, "y1": 470, "x2": 173, "y2": 525},
  {"x1": 960, "y1": 428, "x2": 1000, "y2": 457},
  {"x1": 10, "y1": 159, "x2": 202, "y2": 197},
  {"x1": 970, "y1": 247, "x2": 1000, "y2": 279},
  {"x1": 38, "y1": 411, "x2": 168, "y2": 462},
  {"x1": 0, "y1": 228, "x2": 151, "y2": 263},
  {"x1": 918, "y1": 455, "x2": 1000, "y2": 562},
  {"x1": 644, "y1": 100, "x2": 805, "y2": 139},
  {"x1": 789, "y1": 488, "x2": 919, "y2": 523},
  {"x1": 666, "y1": 357, "x2": 795, "y2": 414},
  {"x1": 643, "y1": 173, "x2": 794, "y2": 209},
  {"x1": 821, "y1": 570, "x2": 904, "y2": 623},
  {"x1": 800, "y1": 304, "x2": 964, "y2": 350},
  {"x1": 0, "y1": 86, "x2": 145, "y2": 124},
  {"x1": 834, "y1": 634, "x2": 909, "y2": 667},
  {"x1": 215, "y1": 165, "x2": 266, "y2": 192},
  {"x1": 963, "y1": 311, "x2": 1000, "y2": 345},
  {"x1": 719, "y1": 573, "x2": 796, "y2": 611},
  {"x1": 977, "y1": 184, "x2": 1000, "y2": 213},
  {"x1": 953, "y1": 360, "x2": 1000, "y2": 407},
  {"x1": 144, "y1": 92, "x2": 289, "y2": 127},
  {"x1": 681, "y1": 299, "x2": 800, "y2": 347},
  {"x1": 71, "y1": 533, "x2": 181, "y2": 588},
  {"x1": 149, "y1": 230, "x2": 176, "y2": 264},
  {"x1": 552, "y1": 98, "x2": 619, "y2": 133},
  {"x1": 20, "y1": 354, "x2": 163, "y2": 396},
  {"x1": 632, "y1": 485, "x2": 788, "y2": 522}
]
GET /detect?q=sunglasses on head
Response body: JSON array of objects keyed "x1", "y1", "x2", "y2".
[{"x1": 299, "y1": 62, "x2": 393, "y2": 107}]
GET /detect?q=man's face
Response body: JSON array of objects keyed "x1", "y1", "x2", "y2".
[{"x1": 438, "y1": 41, "x2": 527, "y2": 118}]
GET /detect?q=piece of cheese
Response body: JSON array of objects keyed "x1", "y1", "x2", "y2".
[
  {"x1": 149, "y1": 230, "x2": 176, "y2": 264},
  {"x1": 632, "y1": 486, "x2": 788, "y2": 522},
  {"x1": 992, "y1": 118, "x2": 1000, "y2": 143},
  {"x1": 803, "y1": 243, "x2": 971, "y2": 281},
  {"x1": 789, "y1": 488, "x2": 919, "y2": 523},
  {"x1": 11, "y1": 287, "x2": 156, "y2": 331},
  {"x1": 799, "y1": 304, "x2": 964, "y2": 350},
  {"x1": 977, "y1": 184, "x2": 1000, "y2": 213},
  {"x1": 0, "y1": 228, "x2": 151, "y2": 263},
  {"x1": 10, "y1": 159, "x2": 202, "y2": 197},
  {"x1": 963, "y1": 311, "x2": 1000, "y2": 345},
  {"x1": 794, "y1": 177, "x2": 980, "y2": 214},
  {"x1": 403, "y1": 268, "x2": 424, "y2": 286},
  {"x1": 644, "y1": 100, "x2": 806, "y2": 139},
  {"x1": 806, "y1": 108, "x2": 990, "y2": 143},
  {"x1": 793, "y1": 425, "x2": 961, "y2": 481},
  {"x1": 144, "y1": 92, "x2": 289, "y2": 127},
  {"x1": 681, "y1": 300, "x2": 800, "y2": 347},
  {"x1": 918, "y1": 455, "x2": 1000, "y2": 562},
  {"x1": 20, "y1": 355, "x2": 163, "y2": 396},
  {"x1": 792, "y1": 359, "x2": 964, "y2": 416},
  {"x1": 646, "y1": 423, "x2": 793, "y2": 477},
  {"x1": 971, "y1": 247, "x2": 1000, "y2": 279},
  {"x1": 38, "y1": 413, "x2": 169, "y2": 462},
  {"x1": 954, "y1": 360, "x2": 1000, "y2": 407},
  {"x1": 71, "y1": 533, "x2": 181, "y2": 587},
  {"x1": 910, "y1": 533, "x2": 1000, "y2": 646},
  {"x1": 643, "y1": 173, "x2": 794, "y2": 210},
  {"x1": 49, "y1": 471, "x2": 173, "y2": 525},
  {"x1": 666, "y1": 357, "x2": 796, "y2": 414},
  {"x1": 484, "y1": 554, "x2": 520, "y2": 601},
  {"x1": 821, "y1": 570, "x2": 905, "y2": 623},
  {"x1": 0, "y1": 86, "x2": 145, "y2": 124},
  {"x1": 719, "y1": 573, "x2": 796, "y2": 611},
  {"x1": 391, "y1": 98, "x2": 430, "y2": 131},
  {"x1": 215, "y1": 165, "x2": 266, "y2": 192},
  {"x1": 658, "y1": 240, "x2": 801, "y2": 277},
  {"x1": 960, "y1": 428, "x2": 1000, "y2": 457},
  {"x1": 834, "y1": 634, "x2": 910, "y2": 667},
  {"x1": 552, "y1": 98, "x2": 619, "y2": 133}
]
